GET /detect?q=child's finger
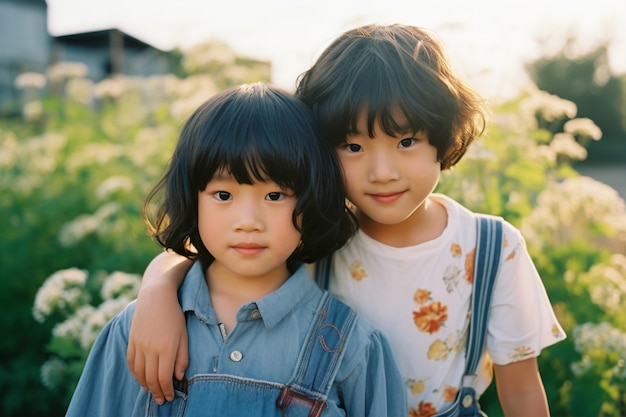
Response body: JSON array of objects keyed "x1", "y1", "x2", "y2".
[
  {"x1": 158, "y1": 358, "x2": 176, "y2": 402},
  {"x1": 174, "y1": 333, "x2": 190, "y2": 381},
  {"x1": 128, "y1": 347, "x2": 149, "y2": 391},
  {"x1": 145, "y1": 355, "x2": 166, "y2": 405}
]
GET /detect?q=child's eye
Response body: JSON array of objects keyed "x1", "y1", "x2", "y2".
[
  {"x1": 344, "y1": 143, "x2": 362, "y2": 153},
  {"x1": 399, "y1": 138, "x2": 417, "y2": 148},
  {"x1": 214, "y1": 191, "x2": 231, "y2": 201},
  {"x1": 266, "y1": 192, "x2": 285, "y2": 201}
]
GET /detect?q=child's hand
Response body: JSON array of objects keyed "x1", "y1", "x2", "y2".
[{"x1": 127, "y1": 283, "x2": 189, "y2": 405}]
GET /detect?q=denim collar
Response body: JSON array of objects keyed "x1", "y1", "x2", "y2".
[{"x1": 179, "y1": 262, "x2": 319, "y2": 331}]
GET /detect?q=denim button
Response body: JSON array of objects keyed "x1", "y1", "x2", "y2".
[
  {"x1": 251, "y1": 309, "x2": 261, "y2": 319},
  {"x1": 462, "y1": 394, "x2": 473, "y2": 408},
  {"x1": 229, "y1": 350, "x2": 243, "y2": 362}
]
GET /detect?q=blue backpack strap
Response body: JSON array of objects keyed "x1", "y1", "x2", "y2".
[
  {"x1": 277, "y1": 291, "x2": 357, "y2": 417},
  {"x1": 465, "y1": 214, "x2": 503, "y2": 374},
  {"x1": 314, "y1": 256, "x2": 332, "y2": 290}
]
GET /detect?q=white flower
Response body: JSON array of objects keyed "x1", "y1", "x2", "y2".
[
  {"x1": 550, "y1": 133, "x2": 587, "y2": 160},
  {"x1": 521, "y1": 176, "x2": 626, "y2": 250},
  {"x1": 80, "y1": 297, "x2": 132, "y2": 349},
  {"x1": 40, "y1": 357, "x2": 68, "y2": 390},
  {"x1": 57, "y1": 203, "x2": 120, "y2": 246},
  {"x1": 57, "y1": 214, "x2": 100, "y2": 247},
  {"x1": 582, "y1": 255, "x2": 626, "y2": 314},
  {"x1": 101, "y1": 271, "x2": 141, "y2": 300},
  {"x1": 32, "y1": 268, "x2": 88, "y2": 322},
  {"x1": 22, "y1": 101, "x2": 44, "y2": 120},
  {"x1": 15, "y1": 72, "x2": 46, "y2": 89},
  {"x1": 182, "y1": 40, "x2": 235, "y2": 74},
  {"x1": 66, "y1": 78, "x2": 94, "y2": 105},
  {"x1": 52, "y1": 305, "x2": 94, "y2": 340},
  {"x1": 46, "y1": 62, "x2": 88, "y2": 83},
  {"x1": 96, "y1": 176, "x2": 133, "y2": 199},
  {"x1": 94, "y1": 77, "x2": 129, "y2": 99},
  {"x1": 564, "y1": 117, "x2": 602, "y2": 141},
  {"x1": 519, "y1": 89, "x2": 577, "y2": 124}
]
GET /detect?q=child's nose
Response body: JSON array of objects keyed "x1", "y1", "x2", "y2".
[
  {"x1": 368, "y1": 151, "x2": 399, "y2": 183},
  {"x1": 233, "y1": 200, "x2": 264, "y2": 232}
]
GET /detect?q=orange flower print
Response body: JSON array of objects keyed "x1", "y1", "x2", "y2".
[
  {"x1": 349, "y1": 261, "x2": 367, "y2": 281},
  {"x1": 427, "y1": 339, "x2": 449, "y2": 361},
  {"x1": 450, "y1": 243, "x2": 462, "y2": 257},
  {"x1": 413, "y1": 289, "x2": 431, "y2": 305},
  {"x1": 413, "y1": 301, "x2": 448, "y2": 334},
  {"x1": 443, "y1": 385, "x2": 458, "y2": 402},
  {"x1": 508, "y1": 345, "x2": 535, "y2": 361},
  {"x1": 409, "y1": 401, "x2": 438, "y2": 417},
  {"x1": 406, "y1": 378, "x2": 426, "y2": 395},
  {"x1": 464, "y1": 247, "x2": 476, "y2": 284},
  {"x1": 505, "y1": 248, "x2": 516, "y2": 261}
]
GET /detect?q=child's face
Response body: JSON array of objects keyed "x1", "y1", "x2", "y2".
[
  {"x1": 337, "y1": 111, "x2": 440, "y2": 231},
  {"x1": 197, "y1": 172, "x2": 301, "y2": 282}
]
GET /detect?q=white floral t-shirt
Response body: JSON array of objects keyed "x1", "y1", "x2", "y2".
[{"x1": 328, "y1": 194, "x2": 566, "y2": 416}]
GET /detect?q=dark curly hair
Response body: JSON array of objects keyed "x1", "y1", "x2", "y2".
[
  {"x1": 296, "y1": 24, "x2": 487, "y2": 170},
  {"x1": 144, "y1": 82, "x2": 357, "y2": 271}
]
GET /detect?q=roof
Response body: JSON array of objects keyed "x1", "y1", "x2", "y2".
[
  {"x1": 54, "y1": 28, "x2": 166, "y2": 52},
  {"x1": 0, "y1": 0, "x2": 47, "y2": 6}
]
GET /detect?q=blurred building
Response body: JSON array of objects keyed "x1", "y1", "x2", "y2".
[
  {"x1": 0, "y1": 0, "x2": 170, "y2": 108},
  {"x1": 53, "y1": 29, "x2": 171, "y2": 82},
  {"x1": 0, "y1": 0, "x2": 50, "y2": 104}
]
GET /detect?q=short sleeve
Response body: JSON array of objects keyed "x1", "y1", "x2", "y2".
[
  {"x1": 66, "y1": 301, "x2": 146, "y2": 416},
  {"x1": 485, "y1": 224, "x2": 566, "y2": 365},
  {"x1": 337, "y1": 321, "x2": 408, "y2": 417}
]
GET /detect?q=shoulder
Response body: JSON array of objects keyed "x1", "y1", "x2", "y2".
[
  {"x1": 95, "y1": 299, "x2": 137, "y2": 344},
  {"x1": 334, "y1": 303, "x2": 394, "y2": 373},
  {"x1": 434, "y1": 194, "x2": 525, "y2": 242}
]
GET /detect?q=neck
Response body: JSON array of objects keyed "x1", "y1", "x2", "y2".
[
  {"x1": 358, "y1": 197, "x2": 448, "y2": 247},
  {"x1": 205, "y1": 262, "x2": 290, "y2": 332}
]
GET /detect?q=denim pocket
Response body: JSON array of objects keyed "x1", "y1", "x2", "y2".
[{"x1": 145, "y1": 390, "x2": 187, "y2": 417}]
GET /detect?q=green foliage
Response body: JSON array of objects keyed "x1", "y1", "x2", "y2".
[
  {"x1": 526, "y1": 39, "x2": 626, "y2": 162},
  {"x1": 0, "y1": 41, "x2": 270, "y2": 416}
]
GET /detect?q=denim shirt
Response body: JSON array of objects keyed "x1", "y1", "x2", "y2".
[{"x1": 66, "y1": 262, "x2": 407, "y2": 417}]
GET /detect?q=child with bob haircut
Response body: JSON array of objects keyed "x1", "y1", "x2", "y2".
[
  {"x1": 127, "y1": 25, "x2": 566, "y2": 416},
  {"x1": 66, "y1": 82, "x2": 407, "y2": 417}
]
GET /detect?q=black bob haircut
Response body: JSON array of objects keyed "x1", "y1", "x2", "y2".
[
  {"x1": 296, "y1": 24, "x2": 487, "y2": 170},
  {"x1": 144, "y1": 82, "x2": 357, "y2": 270}
]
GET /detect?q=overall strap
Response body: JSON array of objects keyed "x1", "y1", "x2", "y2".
[
  {"x1": 464, "y1": 214, "x2": 503, "y2": 375},
  {"x1": 314, "y1": 256, "x2": 333, "y2": 290},
  {"x1": 431, "y1": 215, "x2": 504, "y2": 417},
  {"x1": 277, "y1": 292, "x2": 357, "y2": 417}
]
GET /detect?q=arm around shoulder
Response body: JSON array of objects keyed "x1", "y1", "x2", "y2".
[{"x1": 127, "y1": 250, "x2": 193, "y2": 404}]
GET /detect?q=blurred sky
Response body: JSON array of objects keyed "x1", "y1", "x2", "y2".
[{"x1": 46, "y1": 0, "x2": 626, "y2": 101}]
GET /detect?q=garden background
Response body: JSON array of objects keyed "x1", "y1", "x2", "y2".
[{"x1": 2, "y1": 22, "x2": 626, "y2": 417}]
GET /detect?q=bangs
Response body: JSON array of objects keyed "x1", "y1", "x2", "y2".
[
  {"x1": 312, "y1": 44, "x2": 445, "y2": 145},
  {"x1": 344, "y1": 57, "x2": 422, "y2": 139},
  {"x1": 183, "y1": 85, "x2": 313, "y2": 193},
  {"x1": 199, "y1": 128, "x2": 297, "y2": 190},
  {"x1": 193, "y1": 119, "x2": 304, "y2": 193}
]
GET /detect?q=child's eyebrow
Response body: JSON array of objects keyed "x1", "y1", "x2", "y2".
[{"x1": 211, "y1": 171, "x2": 234, "y2": 181}]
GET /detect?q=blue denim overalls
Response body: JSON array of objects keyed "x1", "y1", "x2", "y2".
[{"x1": 139, "y1": 292, "x2": 356, "y2": 417}]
